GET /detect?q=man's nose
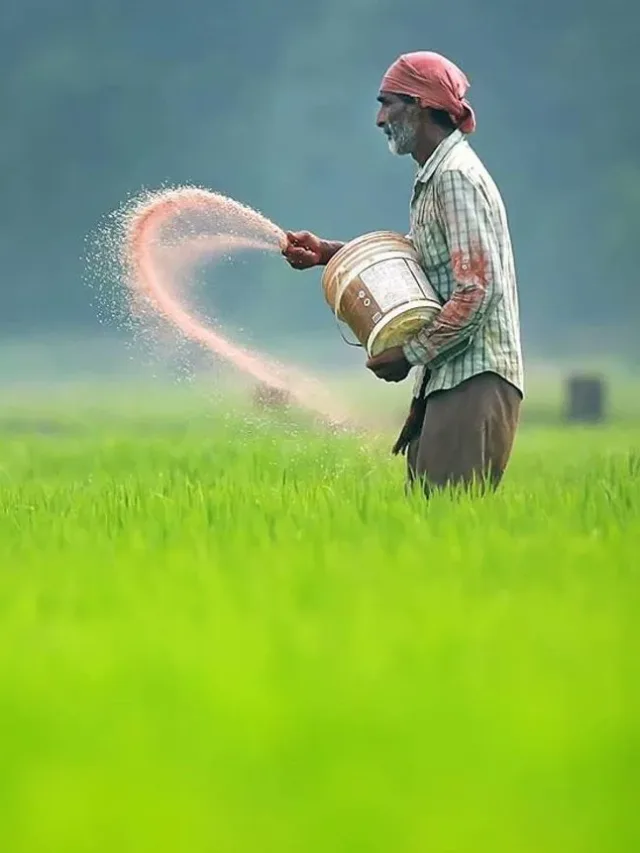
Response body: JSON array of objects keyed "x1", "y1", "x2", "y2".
[{"x1": 376, "y1": 107, "x2": 386, "y2": 127}]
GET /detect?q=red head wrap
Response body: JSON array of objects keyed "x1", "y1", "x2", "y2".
[{"x1": 380, "y1": 51, "x2": 476, "y2": 134}]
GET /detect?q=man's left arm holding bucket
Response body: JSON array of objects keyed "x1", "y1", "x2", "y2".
[{"x1": 402, "y1": 169, "x2": 504, "y2": 369}]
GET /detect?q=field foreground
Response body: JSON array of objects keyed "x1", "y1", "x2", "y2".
[{"x1": 0, "y1": 395, "x2": 637, "y2": 852}]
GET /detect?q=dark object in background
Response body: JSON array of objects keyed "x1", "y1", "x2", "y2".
[{"x1": 565, "y1": 374, "x2": 607, "y2": 423}]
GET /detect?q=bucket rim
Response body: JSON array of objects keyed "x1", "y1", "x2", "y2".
[{"x1": 322, "y1": 229, "x2": 413, "y2": 282}]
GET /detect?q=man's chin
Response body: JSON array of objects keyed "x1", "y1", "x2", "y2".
[{"x1": 387, "y1": 142, "x2": 409, "y2": 157}]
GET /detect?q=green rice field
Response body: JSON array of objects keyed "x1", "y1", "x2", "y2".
[{"x1": 0, "y1": 379, "x2": 637, "y2": 852}]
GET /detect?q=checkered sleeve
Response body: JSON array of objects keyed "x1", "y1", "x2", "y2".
[{"x1": 402, "y1": 169, "x2": 504, "y2": 367}]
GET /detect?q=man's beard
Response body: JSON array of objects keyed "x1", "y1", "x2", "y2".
[{"x1": 384, "y1": 119, "x2": 418, "y2": 156}]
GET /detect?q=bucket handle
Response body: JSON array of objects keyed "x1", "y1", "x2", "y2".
[
  {"x1": 334, "y1": 315, "x2": 363, "y2": 349},
  {"x1": 333, "y1": 277, "x2": 364, "y2": 350}
]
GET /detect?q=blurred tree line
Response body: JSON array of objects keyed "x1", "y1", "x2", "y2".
[{"x1": 1, "y1": 0, "x2": 637, "y2": 361}]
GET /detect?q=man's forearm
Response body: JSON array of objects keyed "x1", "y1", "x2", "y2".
[
  {"x1": 318, "y1": 240, "x2": 346, "y2": 265},
  {"x1": 403, "y1": 322, "x2": 473, "y2": 369},
  {"x1": 403, "y1": 278, "x2": 500, "y2": 368}
]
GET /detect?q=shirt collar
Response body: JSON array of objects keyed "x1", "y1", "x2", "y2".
[{"x1": 414, "y1": 129, "x2": 465, "y2": 186}]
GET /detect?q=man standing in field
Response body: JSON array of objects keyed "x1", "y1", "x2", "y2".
[{"x1": 282, "y1": 51, "x2": 524, "y2": 496}]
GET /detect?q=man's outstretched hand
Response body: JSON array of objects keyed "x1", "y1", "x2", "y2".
[
  {"x1": 366, "y1": 347, "x2": 412, "y2": 382},
  {"x1": 281, "y1": 230, "x2": 326, "y2": 270}
]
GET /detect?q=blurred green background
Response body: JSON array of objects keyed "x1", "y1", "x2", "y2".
[{"x1": 2, "y1": 0, "x2": 638, "y2": 384}]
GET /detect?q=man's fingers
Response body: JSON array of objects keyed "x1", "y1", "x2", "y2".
[
  {"x1": 285, "y1": 230, "x2": 313, "y2": 247},
  {"x1": 284, "y1": 247, "x2": 314, "y2": 267},
  {"x1": 288, "y1": 247, "x2": 311, "y2": 260},
  {"x1": 367, "y1": 363, "x2": 406, "y2": 382},
  {"x1": 286, "y1": 254, "x2": 315, "y2": 270}
]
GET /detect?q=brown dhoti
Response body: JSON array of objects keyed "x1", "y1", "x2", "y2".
[{"x1": 403, "y1": 371, "x2": 522, "y2": 496}]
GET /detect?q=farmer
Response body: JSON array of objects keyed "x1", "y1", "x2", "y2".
[{"x1": 282, "y1": 51, "x2": 524, "y2": 496}]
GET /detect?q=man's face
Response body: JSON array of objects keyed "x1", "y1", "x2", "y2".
[{"x1": 376, "y1": 92, "x2": 421, "y2": 156}]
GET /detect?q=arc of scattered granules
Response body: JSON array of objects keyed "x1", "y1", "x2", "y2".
[{"x1": 120, "y1": 186, "x2": 353, "y2": 426}]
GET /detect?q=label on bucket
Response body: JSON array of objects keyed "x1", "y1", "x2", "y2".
[{"x1": 358, "y1": 259, "x2": 428, "y2": 313}]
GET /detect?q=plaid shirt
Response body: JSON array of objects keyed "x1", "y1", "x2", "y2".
[{"x1": 401, "y1": 130, "x2": 524, "y2": 400}]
